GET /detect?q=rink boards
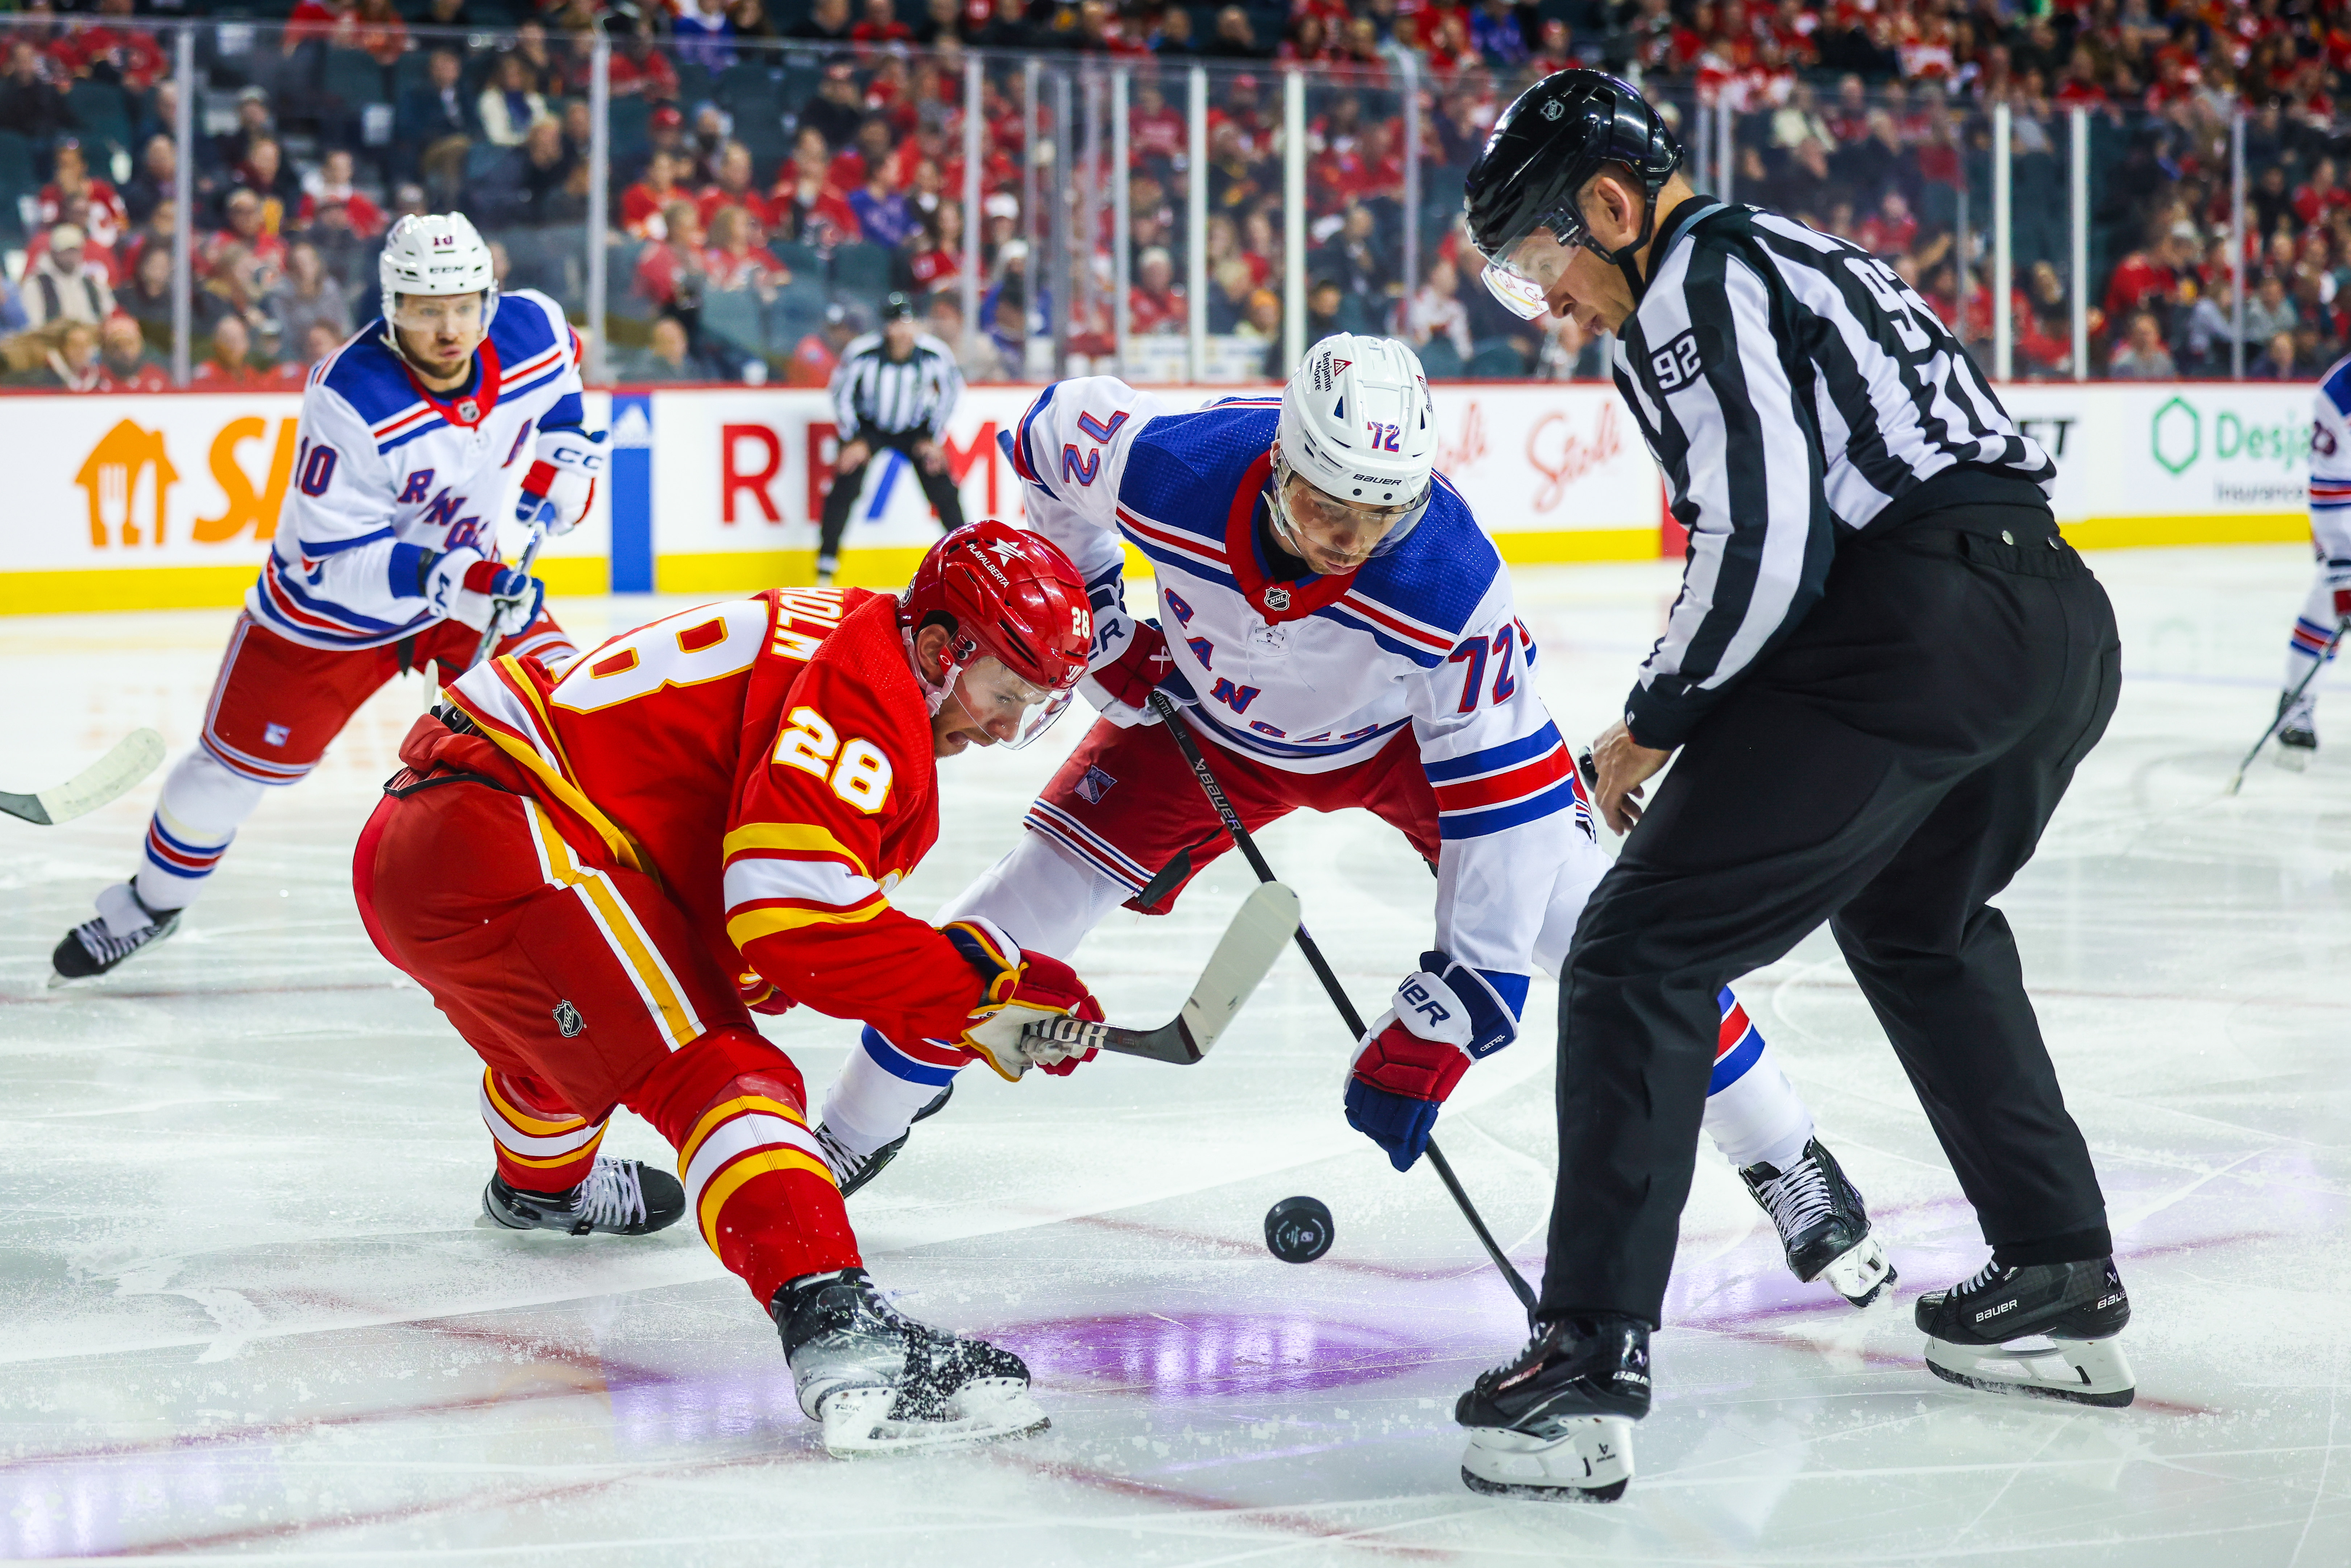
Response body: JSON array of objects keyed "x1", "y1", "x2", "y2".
[{"x1": 0, "y1": 379, "x2": 2315, "y2": 614}]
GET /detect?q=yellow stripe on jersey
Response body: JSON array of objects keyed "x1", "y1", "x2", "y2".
[
  {"x1": 522, "y1": 799, "x2": 708, "y2": 1050},
  {"x1": 725, "y1": 896, "x2": 890, "y2": 949},
  {"x1": 696, "y1": 1148, "x2": 837, "y2": 1252},
  {"x1": 480, "y1": 1066, "x2": 589, "y2": 1138},
  {"x1": 720, "y1": 821, "x2": 871, "y2": 876},
  {"x1": 500, "y1": 1133, "x2": 609, "y2": 1171},
  {"x1": 451, "y1": 666, "x2": 654, "y2": 878},
  {"x1": 679, "y1": 1093, "x2": 809, "y2": 1173}
]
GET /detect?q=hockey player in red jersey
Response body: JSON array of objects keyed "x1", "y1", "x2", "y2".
[{"x1": 353, "y1": 520, "x2": 1103, "y2": 1455}]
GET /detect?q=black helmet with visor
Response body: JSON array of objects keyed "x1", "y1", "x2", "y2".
[{"x1": 1462, "y1": 70, "x2": 1682, "y2": 320}]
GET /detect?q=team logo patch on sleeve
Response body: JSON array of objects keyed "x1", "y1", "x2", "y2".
[{"x1": 1075, "y1": 766, "x2": 1116, "y2": 804}]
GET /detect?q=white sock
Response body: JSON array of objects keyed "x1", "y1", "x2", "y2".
[
  {"x1": 1701, "y1": 1033, "x2": 1815, "y2": 1173},
  {"x1": 821, "y1": 1034, "x2": 959, "y2": 1157}
]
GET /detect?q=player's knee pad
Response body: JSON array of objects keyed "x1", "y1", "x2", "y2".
[
  {"x1": 156, "y1": 747, "x2": 267, "y2": 840},
  {"x1": 631, "y1": 1025, "x2": 806, "y2": 1149}
]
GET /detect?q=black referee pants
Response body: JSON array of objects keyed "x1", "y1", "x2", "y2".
[
  {"x1": 817, "y1": 430, "x2": 966, "y2": 562},
  {"x1": 1544, "y1": 502, "x2": 2122, "y2": 1327}
]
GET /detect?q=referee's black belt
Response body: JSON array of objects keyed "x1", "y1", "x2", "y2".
[{"x1": 1866, "y1": 502, "x2": 2083, "y2": 581}]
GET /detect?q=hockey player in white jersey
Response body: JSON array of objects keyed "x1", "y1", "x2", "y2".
[
  {"x1": 52, "y1": 212, "x2": 607, "y2": 982},
  {"x1": 2274, "y1": 352, "x2": 2351, "y2": 763},
  {"x1": 810, "y1": 334, "x2": 1893, "y2": 1309}
]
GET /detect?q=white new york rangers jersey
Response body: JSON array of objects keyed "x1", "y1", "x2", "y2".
[
  {"x1": 2309, "y1": 352, "x2": 2351, "y2": 561},
  {"x1": 245, "y1": 289, "x2": 589, "y2": 650},
  {"x1": 1004, "y1": 377, "x2": 1592, "y2": 1013}
]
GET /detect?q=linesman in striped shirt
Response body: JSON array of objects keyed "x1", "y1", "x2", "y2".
[
  {"x1": 1448, "y1": 71, "x2": 2134, "y2": 1497},
  {"x1": 819, "y1": 292, "x2": 966, "y2": 584}
]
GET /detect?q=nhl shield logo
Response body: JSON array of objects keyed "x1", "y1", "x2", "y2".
[
  {"x1": 1543, "y1": 98, "x2": 1565, "y2": 120},
  {"x1": 1264, "y1": 586, "x2": 1291, "y2": 611},
  {"x1": 456, "y1": 398, "x2": 480, "y2": 423},
  {"x1": 552, "y1": 1000, "x2": 585, "y2": 1037}
]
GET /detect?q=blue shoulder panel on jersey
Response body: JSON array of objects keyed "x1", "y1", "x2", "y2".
[
  {"x1": 1347, "y1": 480, "x2": 1501, "y2": 643},
  {"x1": 1119, "y1": 403, "x2": 1278, "y2": 540},
  {"x1": 318, "y1": 324, "x2": 426, "y2": 427},
  {"x1": 1012, "y1": 383, "x2": 1062, "y2": 499},
  {"x1": 2322, "y1": 353, "x2": 2351, "y2": 417}
]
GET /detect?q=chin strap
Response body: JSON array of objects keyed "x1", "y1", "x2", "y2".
[{"x1": 1582, "y1": 190, "x2": 1663, "y2": 304}]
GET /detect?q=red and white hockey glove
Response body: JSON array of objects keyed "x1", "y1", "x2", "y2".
[
  {"x1": 942, "y1": 917, "x2": 1106, "y2": 1081},
  {"x1": 1078, "y1": 617, "x2": 1174, "y2": 727},
  {"x1": 422, "y1": 545, "x2": 545, "y2": 634},
  {"x1": 514, "y1": 427, "x2": 608, "y2": 536},
  {"x1": 1345, "y1": 952, "x2": 1518, "y2": 1172}
]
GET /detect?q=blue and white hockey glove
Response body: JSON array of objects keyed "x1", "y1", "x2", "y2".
[
  {"x1": 514, "y1": 427, "x2": 608, "y2": 536},
  {"x1": 422, "y1": 545, "x2": 544, "y2": 634},
  {"x1": 1345, "y1": 952, "x2": 1517, "y2": 1172}
]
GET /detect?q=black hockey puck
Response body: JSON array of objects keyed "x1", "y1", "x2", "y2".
[{"x1": 1264, "y1": 1196, "x2": 1334, "y2": 1264}]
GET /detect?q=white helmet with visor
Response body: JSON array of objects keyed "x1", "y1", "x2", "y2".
[
  {"x1": 1270, "y1": 334, "x2": 1438, "y2": 563},
  {"x1": 378, "y1": 211, "x2": 500, "y2": 335}
]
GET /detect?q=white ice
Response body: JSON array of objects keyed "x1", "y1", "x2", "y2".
[{"x1": 1, "y1": 546, "x2": 2346, "y2": 1564}]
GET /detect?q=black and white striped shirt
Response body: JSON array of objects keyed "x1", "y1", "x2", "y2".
[
  {"x1": 829, "y1": 331, "x2": 964, "y2": 443},
  {"x1": 1612, "y1": 199, "x2": 2056, "y2": 748}
]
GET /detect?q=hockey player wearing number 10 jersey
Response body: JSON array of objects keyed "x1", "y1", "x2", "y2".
[
  {"x1": 52, "y1": 212, "x2": 608, "y2": 983},
  {"x1": 815, "y1": 336, "x2": 1893, "y2": 1309},
  {"x1": 357, "y1": 521, "x2": 1112, "y2": 1455}
]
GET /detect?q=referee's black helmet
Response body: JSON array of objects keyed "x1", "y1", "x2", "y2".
[{"x1": 1463, "y1": 70, "x2": 1682, "y2": 314}]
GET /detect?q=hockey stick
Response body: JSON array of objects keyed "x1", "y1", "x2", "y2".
[
  {"x1": 2228, "y1": 613, "x2": 2348, "y2": 794},
  {"x1": 0, "y1": 728, "x2": 165, "y2": 826},
  {"x1": 465, "y1": 524, "x2": 551, "y2": 673},
  {"x1": 1021, "y1": 881, "x2": 1301, "y2": 1066},
  {"x1": 1143, "y1": 690, "x2": 1542, "y2": 1312}
]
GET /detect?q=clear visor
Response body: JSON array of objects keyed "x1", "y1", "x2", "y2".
[
  {"x1": 390, "y1": 291, "x2": 488, "y2": 335},
  {"x1": 948, "y1": 654, "x2": 1075, "y2": 750},
  {"x1": 1480, "y1": 225, "x2": 1585, "y2": 321},
  {"x1": 1266, "y1": 459, "x2": 1418, "y2": 570}
]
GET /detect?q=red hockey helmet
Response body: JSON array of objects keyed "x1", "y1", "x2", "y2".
[{"x1": 900, "y1": 519, "x2": 1093, "y2": 748}]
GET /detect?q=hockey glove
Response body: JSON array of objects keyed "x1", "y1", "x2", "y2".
[
  {"x1": 514, "y1": 427, "x2": 608, "y2": 536},
  {"x1": 942, "y1": 917, "x2": 1106, "y2": 1081},
  {"x1": 1078, "y1": 618, "x2": 1174, "y2": 726},
  {"x1": 1345, "y1": 952, "x2": 1518, "y2": 1172},
  {"x1": 422, "y1": 546, "x2": 545, "y2": 634}
]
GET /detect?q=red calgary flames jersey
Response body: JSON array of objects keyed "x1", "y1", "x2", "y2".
[{"x1": 446, "y1": 588, "x2": 991, "y2": 1046}]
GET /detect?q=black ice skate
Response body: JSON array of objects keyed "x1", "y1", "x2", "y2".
[
  {"x1": 1916, "y1": 1256, "x2": 2134, "y2": 1407},
  {"x1": 1454, "y1": 1315, "x2": 1650, "y2": 1501},
  {"x1": 813, "y1": 1084, "x2": 954, "y2": 1198},
  {"x1": 773, "y1": 1266, "x2": 1048, "y2": 1456},
  {"x1": 1739, "y1": 1137, "x2": 1896, "y2": 1308},
  {"x1": 2276, "y1": 691, "x2": 2318, "y2": 768},
  {"x1": 482, "y1": 1155, "x2": 686, "y2": 1236},
  {"x1": 50, "y1": 881, "x2": 180, "y2": 985}
]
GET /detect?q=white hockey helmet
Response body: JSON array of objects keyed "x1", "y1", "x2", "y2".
[
  {"x1": 378, "y1": 211, "x2": 499, "y2": 330},
  {"x1": 1273, "y1": 333, "x2": 1439, "y2": 556}
]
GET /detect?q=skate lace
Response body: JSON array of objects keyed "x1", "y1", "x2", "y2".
[
  {"x1": 1956, "y1": 1261, "x2": 2002, "y2": 1295},
  {"x1": 813, "y1": 1125, "x2": 866, "y2": 1186},
  {"x1": 1753, "y1": 1155, "x2": 1836, "y2": 1241},
  {"x1": 577, "y1": 1157, "x2": 648, "y2": 1229},
  {"x1": 73, "y1": 914, "x2": 153, "y2": 966}
]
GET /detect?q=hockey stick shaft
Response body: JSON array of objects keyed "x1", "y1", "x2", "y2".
[
  {"x1": 0, "y1": 727, "x2": 165, "y2": 826},
  {"x1": 467, "y1": 525, "x2": 551, "y2": 672},
  {"x1": 1144, "y1": 691, "x2": 1541, "y2": 1312},
  {"x1": 2228, "y1": 613, "x2": 2348, "y2": 793}
]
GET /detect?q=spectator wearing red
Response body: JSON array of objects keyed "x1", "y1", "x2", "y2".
[
  {"x1": 786, "y1": 302, "x2": 858, "y2": 387},
  {"x1": 208, "y1": 189, "x2": 289, "y2": 276},
  {"x1": 38, "y1": 141, "x2": 127, "y2": 255},
  {"x1": 96, "y1": 314, "x2": 169, "y2": 392},
  {"x1": 635, "y1": 200, "x2": 712, "y2": 311},
  {"x1": 1129, "y1": 246, "x2": 1186, "y2": 336},
  {"x1": 772, "y1": 127, "x2": 863, "y2": 251},
  {"x1": 2294, "y1": 159, "x2": 2350, "y2": 231},
  {"x1": 608, "y1": 28, "x2": 682, "y2": 100},
  {"x1": 297, "y1": 149, "x2": 387, "y2": 239},
  {"x1": 1855, "y1": 190, "x2": 1918, "y2": 258},
  {"x1": 2103, "y1": 221, "x2": 2194, "y2": 324},
  {"x1": 905, "y1": 208, "x2": 963, "y2": 295},
  {"x1": 62, "y1": 0, "x2": 166, "y2": 92},
  {"x1": 698, "y1": 141, "x2": 777, "y2": 231},
  {"x1": 851, "y1": 0, "x2": 911, "y2": 46},
  {"x1": 622, "y1": 149, "x2": 689, "y2": 240},
  {"x1": 26, "y1": 200, "x2": 121, "y2": 286},
  {"x1": 234, "y1": 138, "x2": 305, "y2": 237},
  {"x1": 704, "y1": 205, "x2": 791, "y2": 294},
  {"x1": 190, "y1": 315, "x2": 279, "y2": 390}
]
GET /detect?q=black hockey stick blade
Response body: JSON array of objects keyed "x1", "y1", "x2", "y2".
[
  {"x1": 1023, "y1": 882, "x2": 1301, "y2": 1065},
  {"x1": 0, "y1": 728, "x2": 165, "y2": 826}
]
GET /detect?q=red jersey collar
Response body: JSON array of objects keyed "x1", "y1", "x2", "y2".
[
  {"x1": 1223, "y1": 451, "x2": 1358, "y2": 622},
  {"x1": 401, "y1": 331, "x2": 503, "y2": 429}
]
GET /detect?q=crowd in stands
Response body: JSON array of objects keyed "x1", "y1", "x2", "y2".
[{"x1": 0, "y1": 0, "x2": 2341, "y2": 389}]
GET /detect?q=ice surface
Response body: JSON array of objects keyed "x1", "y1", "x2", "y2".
[{"x1": 1, "y1": 546, "x2": 2346, "y2": 1564}]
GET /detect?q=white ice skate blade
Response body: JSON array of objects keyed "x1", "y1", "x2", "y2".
[
  {"x1": 1924, "y1": 1334, "x2": 2135, "y2": 1407},
  {"x1": 1460, "y1": 1417, "x2": 1635, "y2": 1501},
  {"x1": 1821, "y1": 1232, "x2": 1897, "y2": 1308},
  {"x1": 817, "y1": 1380, "x2": 1050, "y2": 1458}
]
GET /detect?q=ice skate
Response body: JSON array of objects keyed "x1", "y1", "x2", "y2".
[
  {"x1": 1916, "y1": 1256, "x2": 2134, "y2": 1407},
  {"x1": 50, "y1": 881, "x2": 181, "y2": 986},
  {"x1": 774, "y1": 1266, "x2": 1048, "y2": 1457},
  {"x1": 814, "y1": 1084, "x2": 954, "y2": 1199},
  {"x1": 2276, "y1": 691, "x2": 2318, "y2": 768},
  {"x1": 1454, "y1": 1315, "x2": 1649, "y2": 1501},
  {"x1": 1739, "y1": 1136, "x2": 1895, "y2": 1307},
  {"x1": 482, "y1": 1155, "x2": 687, "y2": 1236}
]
